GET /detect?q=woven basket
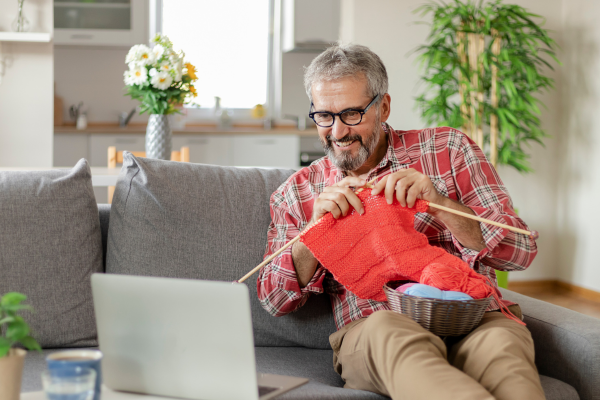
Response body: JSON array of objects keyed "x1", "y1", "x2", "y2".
[{"x1": 383, "y1": 281, "x2": 492, "y2": 336}]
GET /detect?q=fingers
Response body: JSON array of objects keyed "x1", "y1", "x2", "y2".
[
  {"x1": 334, "y1": 176, "x2": 367, "y2": 189},
  {"x1": 323, "y1": 186, "x2": 364, "y2": 215},
  {"x1": 371, "y1": 169, "x2": 433, "y2": 208},
  {"x1": 405, "y1": 177, "x2": 422, "y2": 208},
  {"x1": 313, "y1": 186, "x2": 365, "y2": 223},
  {"x1": 370, "y1": 175, "x2": 388, "y2": 196}
]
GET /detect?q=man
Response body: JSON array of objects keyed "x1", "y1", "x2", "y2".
[{"x1": 257, "y1": 44, "x2": 543, "y2": 400}]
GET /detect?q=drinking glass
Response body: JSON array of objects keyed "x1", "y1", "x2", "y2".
[{"x1": 42, "y1": 367, "x2": 96, "y2": 400}]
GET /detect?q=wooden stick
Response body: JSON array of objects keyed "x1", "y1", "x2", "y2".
[
  {"x1": 237, "y1": 235, "x2": 303, "y2": 283},
  {"x1": 427, "y1": 202, "x2": 538, "y2": 239},
  {"x1": 236, "y1": 178, "x2": 539, "y2": 283},
  {"x1": 236, "y1": 177, "x2": 379, "y2": 283}
]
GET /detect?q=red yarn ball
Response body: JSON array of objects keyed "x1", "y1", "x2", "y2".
[{"x1": 420, "y1": 263, "x2": 494, "y2": 300}]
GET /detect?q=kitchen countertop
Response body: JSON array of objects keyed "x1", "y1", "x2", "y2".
[{"x1": 54, "y1": 124, "x2": 319, "y2": 137}]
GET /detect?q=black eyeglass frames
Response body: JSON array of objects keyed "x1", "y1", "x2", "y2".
[{"x1": 308, "y1": 94, "x2": 381, "y2": 128}]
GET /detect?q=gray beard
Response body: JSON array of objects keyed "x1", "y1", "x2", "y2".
[{"x1": 321, "y1": 116, "x2": 382, "y2": 172}]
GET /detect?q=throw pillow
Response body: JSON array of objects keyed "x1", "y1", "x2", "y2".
[{"x1": 0, "y1": 159, "x2": 103, "y2": 348}]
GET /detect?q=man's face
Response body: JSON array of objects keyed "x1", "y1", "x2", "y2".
[{"x1": 311, "y1": 76, "x2": 383, "y2": 172}]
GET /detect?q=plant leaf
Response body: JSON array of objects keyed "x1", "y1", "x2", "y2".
[
  {"x1": 0, "y1": 337, "x2": 11, "y2": 358},
  {"x1": 6, "y1": 317, "x2": 29, "y2": 341},
  {"x1": 1, "y1": 292, "x2": 26, "y2": 306},
  {"x1": 20, "y1": 336, "x2": 42, "y2": 352}
]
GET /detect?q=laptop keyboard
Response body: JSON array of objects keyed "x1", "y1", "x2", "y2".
[{"x1": 258, "y1": 385, "x2": 279, "y2": 397}]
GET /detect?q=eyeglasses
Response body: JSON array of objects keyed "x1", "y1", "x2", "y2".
[{"x1": 309, "y1": 94, "x2": 381, "y2": 128}]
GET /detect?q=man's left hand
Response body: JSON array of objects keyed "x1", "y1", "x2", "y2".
[{"x1": 370, "y1": 169, "x2": 444, "y2": 209}]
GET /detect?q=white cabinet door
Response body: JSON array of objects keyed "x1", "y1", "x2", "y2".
[
  {"x1": 89, "y1": 134, "x2": 145, "y2": 167},
  {"x1": 172, "y1": 135, "x2": 234, "y2": 166},
  {"x1": 54, "y1": 0, "x2": 148, "y2": 46},
  {"x1": 54, "y1": 133, "x2": 89, "y2": 167},
  {"x1": 233, "y1": 135, "x2": 299, "y2": 170},
  {"x1": 282, "y1": 0, "x2": 340, "y2": 51}
]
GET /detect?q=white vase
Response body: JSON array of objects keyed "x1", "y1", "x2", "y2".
[{"x1": 0, "y1": 348, "x2": 26, "y2": 400}]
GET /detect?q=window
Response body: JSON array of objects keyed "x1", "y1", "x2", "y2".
[{"x1": 161, "y1": 0, "x2": 270, "y2": 110}]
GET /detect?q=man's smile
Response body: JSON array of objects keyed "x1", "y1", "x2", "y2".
[{"x1": 333, "y1": 139, "x2": 358, "y2": 149}]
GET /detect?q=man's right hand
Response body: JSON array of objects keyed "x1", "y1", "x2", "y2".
[
  {"x1": 309, "y1": 177, "x2": 367, "y2": 225},
  {"x1": 293, "y1": 177, "x2": 367, "y2": 287}
]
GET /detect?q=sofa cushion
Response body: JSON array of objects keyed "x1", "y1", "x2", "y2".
[
  {"x1": 21, "y1": 348, "x2": 580, "y2": 399},
  {"x1": 0, "y1": 159, "x2": 102, "y2": 348},
  {"x1": 106, "y1": 153, "x2": 336, "y2": 349}
]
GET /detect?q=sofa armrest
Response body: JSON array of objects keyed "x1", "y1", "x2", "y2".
[{"x1": 501, "y1": 288, "x2": 600, "y2": 400}]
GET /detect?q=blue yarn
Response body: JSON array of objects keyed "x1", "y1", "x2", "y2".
[{"x1": 404, "y1": 284, "x2": 473, "y2": 301}]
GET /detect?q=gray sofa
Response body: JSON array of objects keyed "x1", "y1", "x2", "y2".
[{"x1": 5, "y1": 156, "x2": 599, "y2": 400}]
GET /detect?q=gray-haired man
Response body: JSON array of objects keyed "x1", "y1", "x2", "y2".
[{"x1": 258, "y1": 44, "x2": 543, "y2": 400}]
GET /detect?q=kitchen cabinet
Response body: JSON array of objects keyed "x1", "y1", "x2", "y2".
[
  {"x1": 89, "y1": 134, "x2": 145, "y2": 166},
  {"x1": 172, "y1": 135, "x2": 234, "y2": 166},
  {"x1": 281, "y1": 0, "x2": 340, "y2": 52},
  {"x1": 54, "y1": 133, "x2": 89, "y2": 167},
  {"x1": 53, "y1": 0, "x2": 148, "y2": 46},
  {"x1": 55, "y1": 131, "x2": 305, "y2": 170},
  {"x1": 233, "y1": 135, "x2": 299, "y2": 170}
]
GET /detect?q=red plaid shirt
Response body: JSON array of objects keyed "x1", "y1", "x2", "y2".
[{"x1": 257, "y1": 124, "x2": 537, "y2": 330}]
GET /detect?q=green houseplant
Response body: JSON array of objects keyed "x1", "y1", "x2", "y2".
[
  {"x1": 415, "y1": 0, "x2": 558, "y2": 173},
  {"x1": 415, "y1": 0, "x2": 558, "y2": 287},
  {"x1": 0, "y1": 292, "x2": 41, "y2": 400}
]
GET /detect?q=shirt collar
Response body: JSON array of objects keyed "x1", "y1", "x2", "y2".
[{"x1": 375, "y1": 123, "x2": 411, "y2": 169}]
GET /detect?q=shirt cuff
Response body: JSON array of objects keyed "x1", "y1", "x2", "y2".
[
  {"x1": 451, "y1": 206, "x2": 509, "y2": 267},
  {"x1": 269, "y1": 250, "x2": 326, "y2": 297}
]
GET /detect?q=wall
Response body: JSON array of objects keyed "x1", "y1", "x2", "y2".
[
  {"x1": 341, "y1": 0, "x2": 563, "y2": 282},
  {"x1": 557, "y1": 1, "x2": 600, "y2": 292},
  {"x1": 0, "y1": 0, "x2": 53, "y2": 167},
  {"x1": 54, "y1": 46, "x2": 147, "y2": 125}
]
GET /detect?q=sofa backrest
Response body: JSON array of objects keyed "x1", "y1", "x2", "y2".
[{"x1": 105, "y1": 153, "x2": 336, "y2": 349}]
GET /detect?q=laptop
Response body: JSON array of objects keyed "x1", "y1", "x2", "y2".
[{"x1": 91, "y1": 274, "x2": 308, "y2": 400}]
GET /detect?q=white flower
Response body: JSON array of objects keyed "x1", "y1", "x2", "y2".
[
  {"x1": 158, "y1": 60, "x2": 172, "y2": 73},
  {"x1": 151, "y1": 71, "x2": 173, "y2": 90},
  {"x1": 173, "y1": 60, "x2": 183, "y2": 82},
  {"x1": 129, "y1": 66, "x2": 148, "y2": 85},
  {"x1": 124, "y1": 65, "x2": 148, "y2": 85},
  {"x1": 152, "y1": 44, "x2": 165, "y2": 61},
  {"x1": 125, "y1": 44, "x2": 155, "y2": 66},
  {"x1": 149, "y1": 68, "x2": 158, "y2": 77}
]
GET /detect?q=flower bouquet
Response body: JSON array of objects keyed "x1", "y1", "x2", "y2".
[{"x1": 123, "y1": 34, "x2": 198, "y2": 159}]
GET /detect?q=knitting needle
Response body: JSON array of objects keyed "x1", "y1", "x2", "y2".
[
  {"x1": 235, "y1": 177, "x2": 379, "y2": 284},
  {"x1": 426, "y1": 202, "x2": 539, "y2": 240},
  {"x1": 235, "y1": 178, "x2": 538, "y2": 283}
]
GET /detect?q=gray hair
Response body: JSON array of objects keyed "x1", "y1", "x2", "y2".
[{"x1": 304, "y1": 44, "x2": 388, "y2": 103}]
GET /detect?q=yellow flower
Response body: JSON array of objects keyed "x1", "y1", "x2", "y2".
[
  {"x1": 189, "y1": 85, "x2": 197, "y2": 97},
  {"x1": 185, "y1": 63, "x2": 198, "y2": 81}
]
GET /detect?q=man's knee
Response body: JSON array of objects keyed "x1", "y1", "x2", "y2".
[
  {"x1": 361, "y1": 310, "x2": 419, "y2": 337},
  {"x1": 360, "y1": 310, "x2": 444, "y2": 354},
  {"x1": 455, "y1": 321, "x2": 535, "y2": 366}
]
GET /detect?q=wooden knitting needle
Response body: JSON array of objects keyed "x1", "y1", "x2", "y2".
[
  {"x1": 236, "y1": 177, "x2": 379, "y2": 283},
  {"x1": 235, "y1": 178, "x2": 538, "y2": 283},
  {"x1": 427, "y1": 202, "x2": 539, "y2": 239}
]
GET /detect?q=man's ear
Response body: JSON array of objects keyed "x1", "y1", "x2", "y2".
[{"x1": 380, "y1": 93, "x2": 391, "y2": 122}]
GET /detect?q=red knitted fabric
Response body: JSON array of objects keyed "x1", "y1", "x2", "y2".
[{"x1": 300, "y1": 189, "x2": 470, "y2": 302}]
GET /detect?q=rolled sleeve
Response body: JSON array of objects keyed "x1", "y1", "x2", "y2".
[
  {"x1": 449, "y1": 134, "x2": 538, "y2": 271},
  {"x1": 257, "y1": 183, "x2": 326, "y2": 317}
]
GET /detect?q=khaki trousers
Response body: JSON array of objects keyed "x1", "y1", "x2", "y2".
[{"x1": 329, "y1": 307, "x2": 545, "y2": 400}]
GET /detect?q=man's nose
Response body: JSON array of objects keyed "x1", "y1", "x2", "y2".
[{"x1": 331, "y1": 117, "x2": 349, "y2": 140}]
